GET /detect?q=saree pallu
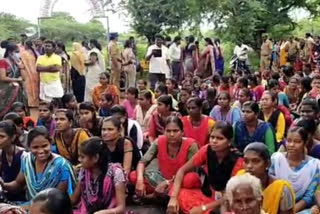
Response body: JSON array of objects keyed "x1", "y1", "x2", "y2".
[
  {"x1": 0, "y1": 82, "x2": 26, "y2": 119},
  {"x1": 22, "y1": 153, "x2": 76, "y2": 200},
  {"x1": 20, "y1": 50, "x2": 39, "y2": 107}
]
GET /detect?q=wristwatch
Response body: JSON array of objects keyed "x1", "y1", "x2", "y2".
[{"x1": 201, "y1": 205, "x2": 207, "y2": 212}]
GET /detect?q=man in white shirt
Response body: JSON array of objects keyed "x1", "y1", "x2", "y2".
[
  {"x1": 233, "y1": 41, "x2": 253, "y2": 71},
  {"x1": 169, "y1": 36, "x2": 182, "y2": 83},
  {"x1": 146, "y1": 34, "x2": 171, "y2": 90}
]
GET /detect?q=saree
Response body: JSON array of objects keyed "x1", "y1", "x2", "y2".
[
  {"x1": 55, "y1": 128, "x2": 90, "y2": 165},
  {"x1": 74, "y1": 163, "x2": 126, "y2": 214},
  {"x1": 134, "y1": 104, "x2": 157, "y2": 133},
  {"x1": 20, "y1": 49, "x2": 39, "y2": 107},
  {"x1": 0, "y1": 59, "x2": 27, "y2": 119},
  {"x1": 92, "y1": 84, "x2": 120, "y2": 108},
  {"x1": 196, "y1": 45, "x2": 215, "y2": 79},
  {"x1": 85, "y1": 63, "x2": 104, "y2": 102},
  {"x1": 21, "y1": 153, "x2": 76, "y2": 200}
]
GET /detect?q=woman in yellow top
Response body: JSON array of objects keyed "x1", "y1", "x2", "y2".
[
  {"x1": 239, "y1": 142, "x2": 295, "y2": 214},
  {"x1": 280, "y1": 39, "x2": 290, "y2": 67},
  {"x1": 54, "y1": 109, "x2": 90, "y2": 165},
  {"x1": 259, "y1": 91, "x2": 286, "y2": 144}
]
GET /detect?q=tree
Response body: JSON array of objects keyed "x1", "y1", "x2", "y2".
[
  {"x1": 121, "y1": 0, "x2": 198, "y2": 43},
  {"x1": 0, "y1": 13, "x2": 33, "y2": 40}
]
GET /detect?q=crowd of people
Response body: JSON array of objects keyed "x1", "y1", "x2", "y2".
[{"x1": 0, "y1": 30, "x2": 320, "y2": 214}]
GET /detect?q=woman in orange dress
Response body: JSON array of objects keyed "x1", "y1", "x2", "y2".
[{"x1": 20, "y1": 40, "x2": 39, "y2": 107}]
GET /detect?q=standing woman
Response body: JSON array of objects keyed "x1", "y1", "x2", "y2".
[
  {"x1": 167, "y1": 121, "x2": 244, "y2": 214},
  {"x1": 214, "y1": 38, "x2": 224, "y2": 76},
  {"x1": 181, "y1": 97, "x2": 215, "y2": 148},
  {"x1": 0, "y1": 126, "x2": 76, "y2": 202},
  {"x1": 70, "y1": 42, "x2": 86, "y2": 102},
  {"x1": 196, "y1": 38, "x2": 215, "y2": 81},
  {"x1": 79, "y1": 102, "x2": 103, "y2": 137},
  {"x1": 56, "y1": 41, "x2": 71, "y2": 93},
  {"x1": 210, "y1": 92, "x2": 242, "y2": 125},
  {"x1": 85, "y1": 52, "x2": 104, "y2": 102},
  {"x1": 0, "y1": 44, "x2": 26, "y2": 119},
  {"x1": 0, "y1": 121, "x2": 26, "y2": 201},
  {"x1": 184, "y1": 35, "x2": 198, "y2": 74},
  {"x1": 54, "y1": 109, "x2": 90, "y2": 165},
  {"x1": 122, "y1": 40, "x2": 136, "y2": 88},
  {"x1": 148, "y1": 95, "x2": 180, "y2": 142},
  {"x1": 269, "y1": 127, "x2": 320, "y2": 213},
  {"x1": 20, "y1": 40, "x2": 39, "y2": 108},
  {"x1": 89, "y1": 39, "x2": 105, "y2": 72}
]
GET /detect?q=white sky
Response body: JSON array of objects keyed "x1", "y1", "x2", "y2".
[{"x1": 0, "y1": 0, "x2": 130, "y2": 33}]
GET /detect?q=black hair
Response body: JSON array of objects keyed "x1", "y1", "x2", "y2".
[
  {"x1": 55, "y1": 109, "x2": 74, "y2": 122},
  {"x1": 79, "y1": 102, "x2": 97, "y2": 121},
  {"x1": 296, "y1": 119, "x2": 317, "y2": 135},
  {"x1": 27, "y1": 126, "x2": 51, "y2": 147},
  {"x1": 40, "y1": 36, "x2": 47, "y2": 41},
  {"x1": 187, "y1": 97, "x2": 203, "y2": 108},
  {"x1": 139, "y1": 90, "x2": 153, "y2": 101},
  {"x1": 32, "y1": 188, "x2": 72, "y2": 214},
  {"x1": 240, "y1": 88, "x2": 251, "y2": 98},
  {"x1": 154, "y1": 34, "x2": 163, "y2": 40},
  {"x1": 89, "y1": 39, "x2": 102, "y2": 51},
  {"x1": 221, "y1": 76, "x2": 230, "y2": 84},
  {"x1": 127, "y1": 87, "x2": 139, "y2": 98},
  {"x1": 4, "y1": 43, "x2": 18, "y2": 58},
  {"x1": 282, "y1": 65, "x2": 294, "y2": 78},
  {"x1": 0, "y1": 120, "x2": 17, "y2": 140},
  {"x1": 244, "y1": 142, "x2": 270, "y2": 161},
  {"x1": 271, "y1": 72, "x2": 281, "y2": 81},
  {"x1": 124, "y1": 40, "x2": 131, "y2": 48},
  {"x1": 89, "y1": 51, "x2": 98, "y2": 58},
  {"x1": 166, "y1": 78, "x2": 178, "y2": 89},
  {"x1": 3, "y1": 112, "x2": 23, "y2": 126},
  {"x1": 100, "y1": 72, "x2": 110, "y2": 82},
  {"x1": 138, "y1": 79, "x2": 147, "y2": 86},
  {"x1": 25, "y1": 40, "x2": 38, "y2": 59},
  {"x1": 155, "y1": 83, "x2": 168, "y2": 95},
  {"x1": 11, "y1": 102, "x2": 27, "y2": 113},
  {"x1": 207, "y1": 88, "x2": 217, "y2": 100},
  {"x1": 61, "y1": 94, "x2": 75, "y2": 109},
  {"x1": 242, "y1": 101, "x2": 260, "y2": 114},
  {"x1": 218, "y1": 91, "x2": 231, "y2": 102},
  {"x1": 180, "y1": 87, "x2": 192, "y2": 95},
  {"x1": 287, "y1": 126, "x2": 309, "y2": 144},
  {"x1": 110, "y1": 105, "x2": 127, "y2": 117},
  {"x1": 39, "y1": 101, "x2": 54, "y2": 112},
  {"x1": 248, "y1": 74, "x2": 258, "y2": 86},
  {"x1": 312, "y1": 74, "x2": 320, "y2": 82},
  {"x1": 301, "y1": 98, "x2": 319, "y2": 113},
  {"x1": 44, "y1": 40, "x2": 56, "y2": 48},
  {"x1": 173, "y1": 36, "x2": 181, "y2": 43},
  {"x1": 204, "y1": 37, "x2": 214, "y2": 46},
  {"x1": 79, "y1": 137, "x2": 110, "y2": 214},
  {"x1": 212, "y1": 74, "x2": 220, "y2": 85},
  {"x1": 103, "y1": 116, "x2": 122, "y2": 130},
  {"x1": 0, "y1": 40, "x2": 9, "y2": 49},
  {"x1": 157, "y1": 95, "x2": 174, "y2": 111},
  {"x1": 237, "y1": 77, "x2": 249, "y2": 88},
  {"x1": 267, "y1": 79, "x2": 279, "y2": 90},
  {"x1": 262, "y1": 91, "x2": 278, "y2": 103},
  {"x1": 101, "y1": 93, "x2": 114, "y2": 103},
  {"x1": 211, "y1": 121, "x2": 233, "y2": 140},
  {"x1": 165, "y1": 116, "x2": 184, "y2": 131},
  {"x1": 188, "y1": 35, "x2": 195, "y2": 43},
  {"x1": 301, "y1": 76, "x2": 312, "y2": 92}
]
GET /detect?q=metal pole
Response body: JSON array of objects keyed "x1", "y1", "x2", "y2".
[
  {"x1": 106, "y1": 16, "x2": 110, "y2": 44},
  {"x1": 37, "y1": 18, "x2": 41, "y2": 38}
]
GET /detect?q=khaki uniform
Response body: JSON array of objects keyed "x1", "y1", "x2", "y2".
[
  {"x1": 108, "y1": 40, "x2": 121, "y2": 88},
  {"x1": 260, "y1": 39, "x2": 272, "y2": 71}
]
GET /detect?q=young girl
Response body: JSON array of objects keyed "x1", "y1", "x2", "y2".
[
  {"x1": 98, "y1": 93, "x2": 114, "y2": 118},
  {"x1": 11, "y1": 102, "x2": 34, "y2": 131},
  {"x1": 61, "y1": 93, "x2": 80, "y2": 127},
  {"x1": 122, "y1": 87, "x2": 139, "y2": 119},
  {"x1": 71, "y1": 137, "x2": 126, "y2": 214},
  {"x1": 192, "y1": 76, "x2": 206, "y2": 99},
  {"x1": 36, "y1": 101, "x2": 56, "y2": 138},
  {"x1": 79, "y1": 102, "x2": 103, "y2": 137},
  {"x1": 166, "y1": 78, "x2": 179, "y2": 100}
]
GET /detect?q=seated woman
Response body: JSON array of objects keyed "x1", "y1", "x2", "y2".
[
  {"x1": 71, "y1": 137, "x2": 126, "y2": 214},
  {"x1": 134, "y1": 90, "x2": 157, "y2": 134},
  {"x1": 122, "y1": 87, "x2": 138, "y2": 119},
  {"x1": 224, "y1": 173, "x2": 266, "y2": 214},
  {"x1": 148, "y1": 95, "x2": 180, "y2": 142},
  {"x1": 92, "y1": 72, "x2": 120, "y2": 108},
  {"x1": 232, "y1": 88, "x2": 252, "y2": 110},
  {"x1": 284, "y1": 76, "x2": 300, "y2": 110},
  {"x1": 233, "y1": 101, "x2": 276, "y2": 154},
  {"x1": 61, "y1": 93, "x2": 80, "y2": 127},
  {"x1": 98, "y1": 93, "x2": 114, "y2": 118},
  {"x1": 181, "y1": 97, "x2": 215, "y2": 148},
  {"x1": 79, "y1": 102, "x2": 103, "y2": 137},
  {"x1": 210, "y1": 92, "x2": 241, "y2": 125},
  {"x1": 0, "y1": 126, "x2": 76, "y2": 203},
  {"x1": 36, "y1": 101, "x2": 56, "y2": 138},
  {"x1": 240, "y1": 142, "x2": 295, "y2": 214},
  {"x1": 167, "y1": 121, "x2": 244, "y2": 214},
  {"x1": 4, "y1": 112, "x2": 28, "y2": 148},
  {"x1": 101, "y1": 116, "x2": 141, "y2": 174},
  {"x1": 131, "y1": 116, "x2": 198, "y2": 199},
  {"x1": 11, "y1": 102, "x2": 34, "y2": 131},
  {"x1": 259, "y1": 91, "x2": 286, "y2": 144},
  {"x1": 0, "y1": 43, "x2": 26, "y2": 119},
  {"x1": 269, "y1": 126, "x2": 320, "y2": 213},
  {"x1": 0, "y1": 121, "x2": 26, "y2": 201},
  {"x1": 54, "y1": 109, "x2": 90, "y2": 165},
  {"x1": 30, "y1": 188, "x2": 72, "y2": 214}
]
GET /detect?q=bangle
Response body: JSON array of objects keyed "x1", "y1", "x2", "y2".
[{"x1": 201, "y1": 205, "x2": 207, "y2": 212}]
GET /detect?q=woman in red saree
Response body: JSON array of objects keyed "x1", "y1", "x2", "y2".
[
  {"x1": 196, "y1": 38, "x2": 215, "y2": 81},
  {"x1": 181, "y1": 97, "x2": 215, "y2": 148},
  {"x1": 167, "y1": 121, "x2": 244, "y2": 214}
]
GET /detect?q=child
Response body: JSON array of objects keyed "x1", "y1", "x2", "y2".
[
  {"x1": 71, "y1": 137, "x2": 126, "y2": 214},
  {"x1": 184, "y1": 72, "x2": 193, "y2": 83},
  {"x1": 192, "y1": 76, "x2": 206, "y2": 99},
  {"x1": 62, "y1": 93, "x2": 80, "y2": 127},
  {"x1": 36, "y1": 101, "x2": 56, "y2": 138},
  {"x1": 137, "y1": 79, "x2": 148, "y2": 91},
  {"x1": 98, "y1": 93, "x2": 114, "y2": 118},
  {"x1": 122, "y1": 87, "x2": 139, "y2": 119},
  {"x1": 11, "y1": 102, "x2": 35, "y2": 131}
]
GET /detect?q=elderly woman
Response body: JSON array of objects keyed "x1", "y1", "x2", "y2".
[{"x1": 225, "y1": 173, "x2": 266, "y2": 214}]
